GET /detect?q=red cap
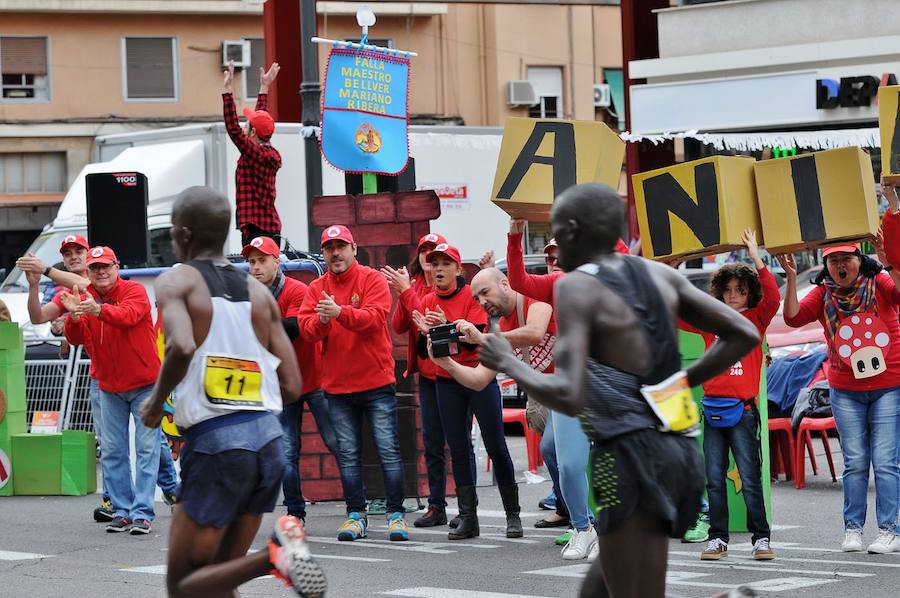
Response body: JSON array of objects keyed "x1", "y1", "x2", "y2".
[
  {"x1": 242, "y1": 106, "x2": 275, "y2": 139},
  {"x1": 241, "y1": 236, "x2": 280, "y2": 259},
  {"x1": 822, "y1": 243, "x2": 860, "y2": 258},
  {"x1": 86, "y1": 246, "x2": 118, "y2": 266},
  {"x1": 416, "y1": 232, "x2": 447, "y2": 253},
  {"x1": 542, "y1": 238, "x2": 558, "y2": 253},
  {"x1": 320, "y1": 225, "x2": 355, "y2": 248},
  {"x1": 60, "y1": 234, "x2": 90, "y2": 253},
  {"x1": 425, "y1": 243, "x2": 461, "y2": 265}
]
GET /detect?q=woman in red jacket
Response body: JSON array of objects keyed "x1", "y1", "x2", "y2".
[
  {"x1": 383, "y1": 232, "x2": 471, "y2": 529},
  {"x1": 414, "y1": 244, "x2": 521, "y2": 541},
  {"x1": 680, "y1": 230, "x2": 779, "y2": 563}
]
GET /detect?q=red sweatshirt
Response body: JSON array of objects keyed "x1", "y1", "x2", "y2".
[
  {"x1": 680, "y1": 266, "x2": 780, "y2": 400},
  {"x1": 785, "y1": 272, "x2": 900, "y2": 391},
  {"x1": 297, "y1": 261, "x2": 395, "y2": 394},
  {"x1": 64, "y1": 277, "x2": 159, "y2": 394},
  {"x1": 882, "y1": 210, "x2": 900, "y2": 269},
  {"x1": 506, "y1": 232, "x2": 629, "y2": 306},
  {"x1": 278, "y1": 276, "x2": 322, "y2": 396},
  {"x1": 421, "y1": 280, "x2": 487, "y2": 379},
  {"x1": 391, "y1": 274, "x2": 437, "y2": 380}
]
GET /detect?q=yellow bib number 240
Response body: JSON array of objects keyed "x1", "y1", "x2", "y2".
[{"x1": 204, "y1": 355, "x2": 263, "y2": 407}]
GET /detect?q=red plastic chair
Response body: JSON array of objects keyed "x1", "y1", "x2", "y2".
[
  {"x1": 793, "y1": 416, "x2": 839, "y2": 489},
  {"x1": 486, "y1": 408, "x2": 543, "y2": 473},
  {"x1": 767, "y1": 417, "x2": 794, "y2": 481}
]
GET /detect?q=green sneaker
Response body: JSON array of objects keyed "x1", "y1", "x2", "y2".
[
  {"x1": 682, "y1": 512, "x2": 710, "y2": 543},
  {"x1": 554, "y1": 530, "x2": 573, "y2": 546}
]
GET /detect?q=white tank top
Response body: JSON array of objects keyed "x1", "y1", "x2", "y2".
[{"x1": 174, "y1": 260, "x2": 282, "y2": 429}]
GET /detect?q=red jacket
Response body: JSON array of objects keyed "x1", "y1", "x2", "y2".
[
  {"x1": 298, "y1": 262, "x2": 395, "y2": 394},
  {"x1": 278, "y1": 276, "x2": 322, "y2": 396},
  {"x1": 506, "y1": 233, "x2": 629, "y2": 306},
  {"x1": 421, "y1": 281, "x2": 486, "y2": 379},
  {"x1": 785, "y1": 272, "x2": 900, "y2": 391},
  {"x1": 391, "y1": 274, "x2": 437, "y2": 380},
  {"x1": 64, "y1": 278, "x2": 159, "y2": 394},
  {"x1": 882, "y1": 210, "x2": 900, "y2": 269},
  {"x1": 680, "y1": 266, "x2": 780, "y2": 400}
]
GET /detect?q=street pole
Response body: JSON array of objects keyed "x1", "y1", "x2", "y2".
[{"x1": 299, "y1": 0, "x2": 322, "y2": 252}]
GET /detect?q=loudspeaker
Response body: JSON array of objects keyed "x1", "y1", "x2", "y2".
[
  {"x1": 345, "y1": 158, "x2": 416, "y2": 194},
  {"x1": 85, "y1": 172, "x2": 150, "y2": 267}
]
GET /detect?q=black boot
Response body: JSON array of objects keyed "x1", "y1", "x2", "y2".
[
  {"x1": 499, "y1": 484, "x2": 523, "y2": 538},
  {"x1": 414, "y1": 505, "x2": 448, "y2": 528},
  {"x1": 448, "y1": 486, "x2": 479, "y2": 540}
]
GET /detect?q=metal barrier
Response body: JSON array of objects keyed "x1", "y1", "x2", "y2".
[{"x1": 24, "y1": 341, "x2": 94, "y2": 433}]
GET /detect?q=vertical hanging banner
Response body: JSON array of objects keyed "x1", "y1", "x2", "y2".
[
  {"x1": 879, "y1": 85, "x2": 900, "y2": 183},
  {"x1": 321, "y1": 46, "x2": 410, "y2": 175}
]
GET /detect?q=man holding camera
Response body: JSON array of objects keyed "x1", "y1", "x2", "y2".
[{"x1": 297, "y1": 225, "x2": 410, "y2": 542}]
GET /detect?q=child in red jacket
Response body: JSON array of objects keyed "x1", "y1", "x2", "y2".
[{"x1": 680, "y1": 229, "x2": 780, "y2": 563}]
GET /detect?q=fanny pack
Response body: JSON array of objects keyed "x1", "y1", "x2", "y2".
[{"x1": 702, "y1": 397, "x2": 746, "y2": 428}]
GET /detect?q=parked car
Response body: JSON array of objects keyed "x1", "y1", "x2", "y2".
[{"x1": 768, "y1": 265, "x2": 826, "y2": 360}]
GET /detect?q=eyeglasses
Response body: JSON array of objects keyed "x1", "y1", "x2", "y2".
[{"x1": 545, "y1": 256, "x2": 558, "y2": 265}]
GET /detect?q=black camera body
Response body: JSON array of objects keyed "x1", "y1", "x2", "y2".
[{"x1": 429, "y1": 323, "x2": 463, "y2": 358}]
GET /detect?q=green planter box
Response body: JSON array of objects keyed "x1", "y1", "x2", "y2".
[
  {"x1": 0, "y1": 323, "x2": 23, "y2": 351},
  {"x1": 0, "y1": 410, "x2": 26, "y2": 452},
  {"x1": 11, "y1": 433, "x2": 62, "y2": 496},
  {"x1": 61, "y1": 431, "x2": 97, "y2": 496},
  {"x1": 0, "y1": 363, "x2": 27, "y2": 413}
]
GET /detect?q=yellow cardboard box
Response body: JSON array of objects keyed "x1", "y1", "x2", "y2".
[
  {"x1": 633, "y1": 156, "x2": 761, "y2": 260},
  {"x1": 491, "y1": 117, "x2": 625, "y2": 221},
  {"x1": 879, "y1": 85, "x2": 900, "y2": 183},
  {"x1": 754, "y1": 147, "x2": 878, "y2": 253}
]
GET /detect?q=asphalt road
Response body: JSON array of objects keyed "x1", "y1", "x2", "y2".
[{"x1": 1, "y1": 436, "x2": 899, "y2": 598}]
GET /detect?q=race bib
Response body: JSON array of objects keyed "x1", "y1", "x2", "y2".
[
  {"x1": 204, "y1": 355, "x2": 263, "y2": 406},
  {"x1": 640, "y1": 370, "x2": 700, "y2": 436}
]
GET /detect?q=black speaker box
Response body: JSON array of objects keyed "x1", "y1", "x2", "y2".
[
  {"x1": 345, "y1": 158, "x2": 416, "y2": 194},
  {"x1": 85, "y1": 172, "x2": 150, "y2": 267}
]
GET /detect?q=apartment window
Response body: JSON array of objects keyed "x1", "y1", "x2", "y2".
[
  {"x1": 344, "y1": 38, "x2": 394, "y2": 49},
  {"x1": 123, "y1": 37, "x2": 178, "y2": 100},
  {"x1": 0, "y1": 153, "x2": 66, "y2": 194},
  {"x1": 526, "y1": 66, "x2": 563, "y2": 119},
  {"x1": 1, "y1": 37, "x2": 49, "y2": 101},
  {"x1": 243, "y1": 38, "x2": 265, "y2": 99}
]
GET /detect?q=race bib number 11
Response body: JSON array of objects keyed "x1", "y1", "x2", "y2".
[{"x1": 204, "y1": 356, "x2": 263, "y2": 406}]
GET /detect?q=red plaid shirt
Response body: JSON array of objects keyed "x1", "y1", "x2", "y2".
[{"x1": 223, "y1": 92, "x2": 282, "y2": 234}]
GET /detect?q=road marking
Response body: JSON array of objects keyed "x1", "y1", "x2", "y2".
[
  {"x1": 445, "y1": 508, "x2": 542, "y2": 519},
  {"x1": 666, "y1": 559, "x2": 874, "y2": 578},
  {"x1": 721, "y1": 542, "x2": 844, "y2": 553},
  {"x1": 670, "y1": 551, "x2": 900, "y2": 569},
  {"x1": 666, "y1": 576, "x2": 838, "y2": 592},
  {"x1": 372, "y1": 527, "x2": 541, "y2": 544},
  {"x1": 0, "y1": 551, "x2": 52, "y2": 560},
  {"x1": 525, "y1": 563, "x2": 590, "y2": 578},
  {"x1": 770, "y1": 524, "x2": 802, "y2": 531},
  {"x1": 121, "y1": 565, "x2": 168, "y2": 575},
  {"x1": 308, "y1": 536, "x2": 461, "y2": 555},
  {"x1": 380, "y1": 588, "x2": 557, "y2": 598}
]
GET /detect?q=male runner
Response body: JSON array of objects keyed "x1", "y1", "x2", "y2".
[
  {"x1": 140, "y1": 186, "x2": 325, "y2": 598},
  {"x1": 480, "y1": 183, "x2": 758, "y2": 598}
]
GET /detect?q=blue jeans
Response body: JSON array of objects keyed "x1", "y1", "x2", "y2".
[
  {"x1": 419, "y1": 377, "x2": 447, "y2": 509},
  {"x1": 704, "y1": 403, "x2": 770, "y2": 544},
  {"x1": 92, "y1": 378, "x2": 178, "y2": 499},
  {"x1": 830, "y1": 386, "x2": 900, "y2": 533},
  {"x1": 553, "y1": 411, "x2": 592, "y2": 531},
  {"x1": 327, "y1": 384, "x2": 406, "y2": 515},
  {"x1": 541, "y1": 412, "x2": 569, "y2": 518},
  {"x1": 436, "y1": 379, "x2": 515, "y2": 487},
  {"x1": 280, "y1": 389, "x2": 338, "y2": 516},
  {"x1": 99, "y1": 384, "x2": 161, "y2": 521}
]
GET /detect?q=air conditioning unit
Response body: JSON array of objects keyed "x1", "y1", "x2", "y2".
[
  {"x1": 593, "y1": 84, "x2": 611, "y2": 108},
  {"x1": 507, "y1": 81, "x2": 538, "y2": 107},
  {"x1": 222, "y1": 40, "x2": 251, "y2": 68}
]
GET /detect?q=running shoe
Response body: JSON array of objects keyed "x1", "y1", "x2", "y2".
[
  {"x1": 414, "y1": 505, "x2": 447, "y2": 528},
  {"x1": 336, "y1": 512, "x2": 368, "y2": 541},
  {"x1": 388, "y1": 512, "x2": 410, "y2": 541},
  {"x1": 93, "y1": 498, "x2": 114, "y2": 523},
  {"x1": 751, "y1": 537, "x2": 775, "y2": 560},
  {"x1": 561, "y1": 526, "x2": 597, "y2": 560},
  {"x1": 867, "y1": 529, "x2": 900, "y2": 554},
  {"x1": 842, "y1": 529, "x2": 864, "y2": 552},
  {"x1": 701, "y1": 538, "x2": 728, "y2": 560},
  {"x1": 682, "y1": 512, "x2": 710, "y2": 543},
  {"x1": 269, "y1": 515, "x2": 326, "y2": 598},
  {"x1": 129, "y1": 519, "x2": 152, "y2": 535},
  {"x1": 106, "y1": 516, "x2": 132, "y2": 533},
  {"x1": 554, "y1": 530, "x2": 573, "y2": 546}
]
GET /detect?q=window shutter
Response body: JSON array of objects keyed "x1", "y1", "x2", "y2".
[
  {"x1": 125, "y1": 38, "x2": 175, "y2": 99},
  {"x1": 246, "y1": 38, "x2": 264, "y2": 98},
  {"x1": 1, "y1": 37, "x2": 47, "y2": 75}
]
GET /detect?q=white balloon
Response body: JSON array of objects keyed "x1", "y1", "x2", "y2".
[{"x1": 357, "y1": 5, "x2": 377, "y2": 27}]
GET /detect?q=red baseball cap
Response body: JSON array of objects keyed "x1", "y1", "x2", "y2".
[
  {"x1": 822, "y1": 243, "x2": 860, "y2": 258},
  {"x1": 320, "y1": 225, "x2": 355, "y2": 248},
  {"x1": 242, "y1": 107, "x2": 275, "y2": 139},
  {"x1": 416, "y1": 232, "x2": 447, "y2": 253},
  {"x1": 86, "y1": 246, "x2": 118, "y2": 266},
  {"x1": 542, "y1": 238, "x2": 558, "y2": 253},
  {"x1": 425, "y1": 243, "x2": 462, "y2": 265},
  {"x1": 60, "y1": 234, "x2": 89, "y2": 253},
  {"x1": 241, "y1": 236, "x2": 280, "y2": 259}
]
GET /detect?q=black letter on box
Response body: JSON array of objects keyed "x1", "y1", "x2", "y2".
[
  {"x1": 891, "y1": 101, "x2": 900, "y2": 176},
  {"x1": 643, "y1": 162, "x2": 720, "y2": 256},
  {"x1": 496, "y1": 121, "x2": 577, "y2": 200},
  {"x1": 790, "y1": 156, "x2": 826, "y2": 242}
]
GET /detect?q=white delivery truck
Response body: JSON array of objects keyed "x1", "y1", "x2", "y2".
[{"x1": 0, "y1": 123, "x2": 511, "y2": 338}]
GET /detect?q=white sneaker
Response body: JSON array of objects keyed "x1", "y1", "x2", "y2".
[
  {"x1": 587, "y1": 538, "x2": 599, "y2": 562},
  {"x1": 842, "y1": 529, "x2": 864, "y2": 552},
  {"x1": 867, "y1": 528, "x2": 900, "y2": 554},
  {"x1": 561, "y1": 526, "x2": 598, "y2": 560}
]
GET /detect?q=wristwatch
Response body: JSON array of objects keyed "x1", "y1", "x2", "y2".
[
  {"x1": 43, "y1": 266, "x2": 51, "y2": 276},
  {"x1": 885, "y1": 265, "x2": 894, "y2": 272}
]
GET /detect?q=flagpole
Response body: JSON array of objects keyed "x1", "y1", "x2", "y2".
[{"x1": 299, "y1": 0, "x2": 322, "y2": 251}]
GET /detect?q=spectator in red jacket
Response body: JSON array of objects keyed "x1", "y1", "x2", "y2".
[
  {"x1": 678, "y1": 229, "x2": 778, "y2": 563},
  {"x1": 297, "y1": 225, "x2": 409, "y2": 542},
  {"x1": 243, "y1": 236, "x2": 337, "y2": 524},
  {"x1": 62, "y1": 246, "x2": 162, "y2": 535},
  {"x1": 222, "y1": 61, "x2": 282, "y2": 245}
]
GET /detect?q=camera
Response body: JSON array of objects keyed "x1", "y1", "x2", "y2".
[{"x1": 428, "y1": 323, "x2": 463, "y2": 358}]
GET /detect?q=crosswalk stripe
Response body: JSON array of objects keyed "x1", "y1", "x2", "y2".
[
  {"x1": 667, "y1": 576, "x2": 838, "y2": 592},
  {"x1": 307, "y1": 536, "x2": 461, "y2": 555},
  {"x1": 670, "y1": 551, "x2": 900, "y2": 569},
  {"x1": 0, "y1": 551, "x2": 51, "y2": 561},
  {"x1": 666, "y1": 559, "x2": 874, "y2": 578},
  {"x1": 524, "y1": 563, "x2": 590, "y2": 578},
  {"x1": 369, "y1": 526, "x2": 541, "y2": 544},
  {"x1": 380, "y1": 588, "x2": 557, "y2": 598}
]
